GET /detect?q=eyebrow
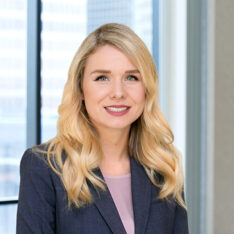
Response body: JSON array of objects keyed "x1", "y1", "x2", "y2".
[{"x1": 90, "y1": 69, "x2": 140, "y2": 75}]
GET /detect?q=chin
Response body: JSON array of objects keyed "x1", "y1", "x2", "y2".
[{"x1": 103, "y1": 122, "x2": 132, "y2": 130}]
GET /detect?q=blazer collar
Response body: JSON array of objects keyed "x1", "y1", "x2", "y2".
[
  {"x1": 89, "y1": 168, "x2": 127, "y2": 234},
  {"x1": 89, "y1": 157, "x2": 152, "y2": 234},
  {"x1": 130, "y1": 157, "x2": 152, "y2": 234}
]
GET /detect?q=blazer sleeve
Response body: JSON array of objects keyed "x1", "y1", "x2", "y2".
[
  {"x1": 17, "y1": 148, "x2": 56, "y2": 234},
  {"x1": 172, "y1": 200, "x2": 189, "y2": 234}
]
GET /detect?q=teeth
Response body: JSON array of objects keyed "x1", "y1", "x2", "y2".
[{"x1": 105, "y1": 107, "x2": 128, "y2": 112}]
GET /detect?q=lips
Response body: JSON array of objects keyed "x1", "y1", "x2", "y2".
[{"x1": 104, "y1": 105, "x2": 130, "y2": 112}]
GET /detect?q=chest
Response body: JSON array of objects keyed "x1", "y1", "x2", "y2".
[{"x1": 53, "y1": 183, "x2": 176, "y2": 234}]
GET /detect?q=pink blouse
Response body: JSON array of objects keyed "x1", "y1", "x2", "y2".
[{"x1": 103, "y1": 173, "x2": 135, "y2": 234}]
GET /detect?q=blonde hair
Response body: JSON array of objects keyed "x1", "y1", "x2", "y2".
[{"x1": 41, "y1": 23, "x2": 185, "y2": 209}]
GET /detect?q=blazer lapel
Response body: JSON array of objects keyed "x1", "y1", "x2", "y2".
[
  {"x1": 89, "y1": 158, "x2": 153, "y2": 234},
  {"x1": 89, "y1": 168, "x2": 127, "y2": 234},
  {"x1": 130, "y1": 157, "x2": 152, "y2": 234}
]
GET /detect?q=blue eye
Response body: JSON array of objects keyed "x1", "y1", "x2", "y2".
[
  {"x1": 95, "y1": 75, "x2": 108, "y2": 81},
  {"x1": 126, "y1": 75, "x2": 138, "y2": 81}
]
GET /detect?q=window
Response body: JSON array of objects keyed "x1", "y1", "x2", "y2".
[
  {"x1": 41, "y1": 0, "x2": 87, "y2": 142},
  {"x1": 0, "y1": 0, "x2": 27, "y2": 232}
]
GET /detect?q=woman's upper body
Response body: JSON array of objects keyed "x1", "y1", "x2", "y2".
[
  {"x1": 17, "y1": 146, "x2": 188, "y2": 234},
  {"x1": 17, "y1": 23, "x2": 189, "y2": 233}
]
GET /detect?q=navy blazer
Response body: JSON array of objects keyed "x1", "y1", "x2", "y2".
[{"x1": 17, "y1": 148, "x2": 189, "y2": 234}]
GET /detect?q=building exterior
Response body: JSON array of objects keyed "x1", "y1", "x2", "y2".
[{"x1": 87, "y1": 0, "x2": 152, "y2": 51}]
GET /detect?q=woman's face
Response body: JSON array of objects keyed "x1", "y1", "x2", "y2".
[{"x1": 82, "y1": 44, "x2": 145, "y2": 133}]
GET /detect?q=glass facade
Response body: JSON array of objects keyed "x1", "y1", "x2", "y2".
[
  {"x1": 0, "y1": 0, "x2": 26, "y2": 198},
  {"x1": 41, "y1": 0, "x2": 87, "y2": 142},
  {"x1": 0, "y1": 204, "x2": 17, "y2": 234},
  {"x1": 0, "y1": 0, "x2": 26, "y2": 233},
  {"x1": 87, "y1": 0, "x2": 152, "y2": 51}
]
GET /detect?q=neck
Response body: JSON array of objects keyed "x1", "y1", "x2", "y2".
[{"x1": 96, "y1": 127, "x2": 131, "y2": 175}]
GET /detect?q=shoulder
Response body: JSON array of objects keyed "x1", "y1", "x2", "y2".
[
  {"x1": 21, "y1": 143, "x2": 48, "y2": 163},
  {"x1": 20, "y1": 143, "x2": 53, "y2": 176},
  {"x1": 17, "y1": 144, "x2": 61, "y2": 233},
  {"x1": 19, "y1": 143, "x2": 64, "y2": 197},
  {"x1": 20, "y1": 142, "x2": 65, "y2": 187}
]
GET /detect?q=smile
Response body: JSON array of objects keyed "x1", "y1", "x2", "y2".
[
  {"x1": 105, "y1": 106, "x2": 128, "y2": 112},
  {"x1": 104, "y1": 105, "x2": 130, "y2": 116}
]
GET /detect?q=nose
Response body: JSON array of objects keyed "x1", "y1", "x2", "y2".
[{"x1": 109, "y1": 79, "x2": 126, "y2": 99}]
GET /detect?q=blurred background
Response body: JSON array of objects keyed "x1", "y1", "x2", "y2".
[{"x1": 0, "y1": 0, "x2": 233, "y2": 233}]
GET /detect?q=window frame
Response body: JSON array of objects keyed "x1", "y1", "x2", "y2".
[{"x1": 0, "y1": 0, "x2": 41, "y2": 205}]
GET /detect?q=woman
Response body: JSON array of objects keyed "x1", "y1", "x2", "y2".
[{"x1": 17, "y1": 23, "x2": 189, "y2": 234}]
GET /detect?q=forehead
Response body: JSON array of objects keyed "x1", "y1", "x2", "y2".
[{"x1": 84, "y1": 45, "x2": 137, "y2": 72}]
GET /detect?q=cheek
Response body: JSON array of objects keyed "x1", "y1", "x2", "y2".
[
  {"x1": 131, "y1": 86, "x2": 145, "y2": 104},
  {"x1": 83, "y1": 85, "x2": 109, "y2": 112},
  {"x1": 83, "y1": 84, "x2": 103, "y2": 101}
]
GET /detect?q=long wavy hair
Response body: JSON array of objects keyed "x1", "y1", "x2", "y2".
[{"x1": 40, "y1": 23, "x2": 185, "y2": 209}]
